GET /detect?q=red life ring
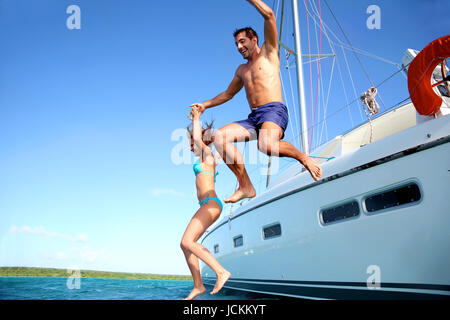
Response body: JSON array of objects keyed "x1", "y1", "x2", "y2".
[{"x1": 407, "y1": 35, "x2": 450, "y2": 116}]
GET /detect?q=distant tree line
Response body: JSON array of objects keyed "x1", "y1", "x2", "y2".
[{"x1": 0, "y1": 267, "x2": 192, "y2": 280}]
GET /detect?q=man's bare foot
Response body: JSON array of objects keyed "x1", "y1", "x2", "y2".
[
  {"x1": 302, "y1": 157, "x2": 323, "y2": 181},
  {"x1": 210, "y1": 270, "x2": 231, "y2": 295},
  {"x1": 183, "y1": 286, "x2": 206, "y2": 300},
  {"x1": 224, "y1": 187, "x2": 256, "y2": 203}
]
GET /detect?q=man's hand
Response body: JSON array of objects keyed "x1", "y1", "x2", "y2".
[
  {"x1": 188, "y1": 103, "x2": 206, "y2": 118},
  {"x1": 246, "y1": 0, "x2": 277, "y2": 51},
  {"x1": 245, "y1": 0, "x2": 273, "y2": 19},
  {"x1": 188, "y1": 105, "x2": 202, "y2": 120}
]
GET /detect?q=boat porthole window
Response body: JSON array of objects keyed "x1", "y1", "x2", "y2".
[
  {"x1": 321, "y1": 201, "x2": 360, "y2": 225},
  {"x1": 263, "y1": 223, "x2": 282, "y2": 239},
  {"x1": 233, "y1": 235, "x2": 243, "y2": 248},
  {"x1": 364, "y1": 183, "x2": 421, "y2": 213}
]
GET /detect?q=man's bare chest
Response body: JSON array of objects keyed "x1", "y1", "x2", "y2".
[{"x1": 239, "y1": 59, "x2": 277, "y2": 84}]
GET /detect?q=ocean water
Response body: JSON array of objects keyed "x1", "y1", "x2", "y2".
[{"x1": 0, "y1": 277, "x2": 274, "y2": 300}]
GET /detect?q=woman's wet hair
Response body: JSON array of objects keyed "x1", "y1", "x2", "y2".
[{"x1": 187, "y1": 120, "x2": 215, "y2": 145}]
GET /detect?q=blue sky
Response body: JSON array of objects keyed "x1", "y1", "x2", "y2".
[{"x1": 1, "y1": 0, "x2": 448, "y2": 275}]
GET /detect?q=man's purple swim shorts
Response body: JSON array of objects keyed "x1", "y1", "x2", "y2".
[{"x1": 234, "y1": 102, "x2": 289, "y2": 138}]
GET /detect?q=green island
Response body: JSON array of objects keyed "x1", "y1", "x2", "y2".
[{"x1": 0, "y1": 267, "x2": 192, "y2": 281}]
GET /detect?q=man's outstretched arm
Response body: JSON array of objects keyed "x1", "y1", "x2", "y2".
[
  {"x1": 190, "y1": 70, "x2": 244, "y2": 114},
  {"x1": 247, "y1": 0, "x2": 278, "y2": 51}
]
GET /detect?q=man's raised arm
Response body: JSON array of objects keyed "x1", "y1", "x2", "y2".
[{"x1": 247, "y1": 0, "x2": 278, "y2": 51}]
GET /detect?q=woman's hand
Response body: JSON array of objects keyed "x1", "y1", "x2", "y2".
[
  {"x1": 188, "y1": 103, "x2": 206, "y2": 118},
  {"x1": 188, "y1": 105, "x2": 202, "y2": 120}
]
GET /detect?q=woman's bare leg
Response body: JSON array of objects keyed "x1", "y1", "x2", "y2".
[
  {"x1": 181, "y1": 249, "x2": 206, "y2": 300},
  {"x1": 180, "y1": 202, "x2": 230, "y2": 298}
]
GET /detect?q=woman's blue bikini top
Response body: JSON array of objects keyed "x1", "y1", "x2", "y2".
[{"x1": 193, "y1": 161, "x2": 218, "y2": 182}]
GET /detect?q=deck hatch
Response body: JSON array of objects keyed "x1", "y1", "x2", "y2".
[
  {"x1": 365, "y1": 183, "x2": 421, "y2": 213},
  {"x1": 321, "y1": 201, "x2": 359, "y2": 224},
  {"x1": 263, "y1": 223, "x2": 282, "y2": 239}
]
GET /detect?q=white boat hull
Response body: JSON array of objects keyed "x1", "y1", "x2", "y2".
[{"x1": 200, "y1": 113, "x2": 450, "y2": 299}]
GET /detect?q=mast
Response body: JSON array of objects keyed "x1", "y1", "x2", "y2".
[
  {"x1": 266, "y1": 0, "x2": 286, "y2": 188},
  {"x1": 292, "y1": 0, "x2": 309, "y2": 154},
  {"x1": 266, "y1": 0, "x2": 308, "y2": 188}
]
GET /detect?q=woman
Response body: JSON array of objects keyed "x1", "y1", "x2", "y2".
[{"x1": 181, "y1": 106, "x2": 230, "y2": 300}]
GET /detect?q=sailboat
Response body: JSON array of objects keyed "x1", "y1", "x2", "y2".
[{"x1": 200, "y1": 0, "x2": 450, "y2": 299}]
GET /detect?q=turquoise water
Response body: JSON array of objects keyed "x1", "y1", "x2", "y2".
[{"x1": 0, "y1": 277, "x2": 272, "y2": 300}]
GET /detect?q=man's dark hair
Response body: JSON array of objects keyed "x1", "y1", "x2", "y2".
[{"x1": 233, "y1": 27, "x2": 259, "y2": 45}]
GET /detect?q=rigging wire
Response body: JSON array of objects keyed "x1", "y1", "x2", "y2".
[
  {"x1": 304, "y1": 0, "x2": 314, "y2": 154},
  {"x1": 322, "y1": 0, "x2": 388, "y2": 112},
  {"x1": 318, "y1": 47, "x2": 336, "y2": 146},
  {"x1": 305, "y1": 0, "x2": 413, "y2": 148},
  {"x1": 308, "y1": 0, "x2": 363, "y2": 125},
  {"x1": 280, "y1": 62, "x2": 299, "y2": 146},
  {"x1": 321, "y1": 21, "x2": 355, "y2": 133},
  {"x1": 310, "y1": 0, "x2": 323, "y2": 151},
  {"x1": 322, "y1": 1, "x2": 374, "y2": 88},
  {"x1": 283, "y1": 56, "x2": 440, "y2": 152},
  {"x1": 306, "y1": 0, "x2": 401, "y2": 68},
  {"x1": 308, "y1": 0, "x2": 331, "y2": 147},
  {"x1": 307, "y1": 0, "x2": 354, "y2": 146},
  {"x1": 288, "y1": 62, "x2": 414, "y2": 147},
  {"x1": 237, "y1": 0, "x2": 417, "y2": 192},
  {"x1": 341, "y1": 45, "x2": 365, "y2": 123},
  {"x1": 286, "y1": 52, "x2": 302, "y2": 148},
  {"x1": 262, "y1": 0, "x2": 435, "y2": 186}
]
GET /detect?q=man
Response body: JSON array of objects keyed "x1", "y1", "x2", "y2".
[{"x1": 190, "y1": 0, "x2": 322, "y2": 203}]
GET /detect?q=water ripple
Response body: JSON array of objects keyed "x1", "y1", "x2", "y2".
[{"x1": 0, "y1": 277, "x2": 275, "y2": 300}]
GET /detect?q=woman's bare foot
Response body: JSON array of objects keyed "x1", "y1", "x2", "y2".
[
  {"x1": 302, "y1": 157, "x2": 322, "y2": 181},
  {"x1": 210, "y1": 270, "x2": 231, "y2": 295},
  {"x1": 183, "y1": 286, "x2": 206, "y2": 300},
  {"x1": 224, "y1": 187, "x2": 256, "y2": 203}
]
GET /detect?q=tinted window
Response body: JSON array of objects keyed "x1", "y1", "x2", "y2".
[
  {"x1": 321, "y1": 201, "x2": 359, "y2": 224},
  {"x1": 233, "y1": 235, "x2": 243, "y2": 247},
  {"x1": 263, "y1": 223, "x2": 282, "y2": 239},
  {"x1": 365, "y1": 183, "x2": 421, "y2": 213}
]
